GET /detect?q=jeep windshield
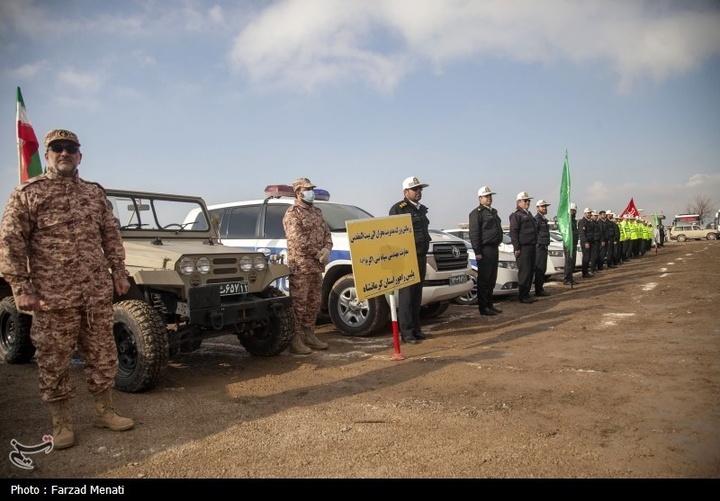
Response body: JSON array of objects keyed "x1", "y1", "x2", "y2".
[{"x1": 107, "y1": 191, "x2": 211, "y2": 232}]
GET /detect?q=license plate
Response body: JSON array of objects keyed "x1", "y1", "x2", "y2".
[
  {"x1": 216, "y1": 281, "x2": 249, "y2": 295},
  {"x1": 449, "y1": 275, "x2": 468, "y2": 286}
]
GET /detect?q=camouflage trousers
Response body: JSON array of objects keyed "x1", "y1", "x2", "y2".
[
  {"x1": 31, "y1": 303, "x2": 118, "y2": 403},
  {"x1": 289, "y1": 272, "x2": 323, "y2": 331}
]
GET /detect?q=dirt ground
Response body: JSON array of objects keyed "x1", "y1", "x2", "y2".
[{"x1": 1, "y1": 240, "x2": 719, "y2": 481}]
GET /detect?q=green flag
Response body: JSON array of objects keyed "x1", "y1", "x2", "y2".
[{"x1": 557, "y1": 150, "x2": 572, "y2": 252}]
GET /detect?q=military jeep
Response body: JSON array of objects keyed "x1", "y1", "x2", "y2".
[{"x1": 0, "y1": 189, "x2": 295, "y2": 393}]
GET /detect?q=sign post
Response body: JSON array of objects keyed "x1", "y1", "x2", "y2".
[{"x1": 387, "y1": 291, "x2": 404, "y2": 360}]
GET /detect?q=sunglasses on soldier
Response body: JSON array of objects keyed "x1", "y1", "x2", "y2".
[{"x1": 48, "y1": 143, "x2": 79, "y2": 154}]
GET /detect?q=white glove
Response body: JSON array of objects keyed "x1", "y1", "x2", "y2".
[{"x1": 316, "y1": 248, "x2": 330, "y2": 265}]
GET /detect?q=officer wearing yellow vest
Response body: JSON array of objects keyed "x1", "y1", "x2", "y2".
[{"x1": 620, "y1": 214, "x2": 632, "y2": 261}]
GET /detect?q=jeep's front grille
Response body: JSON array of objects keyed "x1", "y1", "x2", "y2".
[
  {"x1": 432, "y1": 243, "x2": 469, "y2": 271},
  {"x1": 212, "y1": 267, "x2": 239, "y2": 275},
  {"x1": 212, "y1": 257, "x2": 238, "y2": 265},
  {"x1": 211, "y1": 256, "x2": 239, "y2": 275}
]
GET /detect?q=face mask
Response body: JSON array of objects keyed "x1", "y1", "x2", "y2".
[{"x1": 301, "y1": 190, "x2": 315, "y2": 204}]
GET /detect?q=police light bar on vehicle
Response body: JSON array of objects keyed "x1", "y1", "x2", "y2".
[
  {"x1": 313, "y1": 188, "x2": 330, "y2": 201},
  {"x1": 264, "y1": 184, "x2": 330, "y2": 201}
]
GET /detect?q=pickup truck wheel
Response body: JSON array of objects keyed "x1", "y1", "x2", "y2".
[
  {"x1": 707, "y1": 233, "x2": 717, "y2": 240},
  {"x1": 328, "y1": 274, "x2": 390, "y2": 337},
  {"x1": 0, "y1": 296, "x2": 35, "y2": 364},
  {"x1": 237, "y1": 286, "x2": 294, "y2": 356},
  {"x1": 113, "y1": 300, "x2": 169, "y2": 393},
  {"x1": 452, "y1": 271, "x2": 478, "y2": 306},
  {"x1": 420, "y1": 300, "x2": 450, "y2": 318},
  {"x1": 677, "y1": 234, "x2": 687, "y2": 242}
]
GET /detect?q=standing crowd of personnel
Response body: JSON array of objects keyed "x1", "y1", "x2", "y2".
[
  {"x1": 578, "y1": 207, "x2": 657, "y2": 278},
  {"x1": 469, "y1": 186, "x2": 661, "y2": 319},
  {"x1": 470, "y1": 188, "x2": 559, "y2": 314}
]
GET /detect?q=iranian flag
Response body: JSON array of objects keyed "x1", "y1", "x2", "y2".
[{"x1": 16, "y1": 86, "x2": 43, "y2": 183}]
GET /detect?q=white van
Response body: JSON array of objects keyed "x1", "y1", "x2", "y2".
[{"x1": 185, "y1": 185, "x2": 472, "y2": 337}]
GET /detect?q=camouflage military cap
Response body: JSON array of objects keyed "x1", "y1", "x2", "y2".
[
  {"x1": 44, "y1": 129, "x2": 81, "y2": 147},
  {"x1": 292, "y1": 177, "x2": 316, "y2": 191}
]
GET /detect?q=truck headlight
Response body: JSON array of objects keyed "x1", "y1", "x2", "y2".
[
  {"x1": 239, "y1": 255, "x2": 253, "y2": 272},
  {"x1": 196, "y1": 257, "x2": 211, "y2": 274},
  {"x1": 253, "y1": 255, "x2": 267, "y2": 271},
  {"x1": 179, "y1": 257, "x2": 195, "y2": 275}
]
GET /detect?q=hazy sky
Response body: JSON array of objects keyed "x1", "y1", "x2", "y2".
[{"x1": 1, "y1": 0, "x2": 719, "y2": 228}]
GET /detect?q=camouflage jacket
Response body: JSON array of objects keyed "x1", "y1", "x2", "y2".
[
  {"x1": 0, "y1": 166, "x2": 128, "y2": 310},
  {"x1": 282, "y1": 201, "x2": 333, "y2": 275}
]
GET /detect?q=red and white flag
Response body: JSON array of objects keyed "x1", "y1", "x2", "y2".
[
  {"x1": 620, "y1": 198, "x2": 639, "y2": 218},
  {"x1": 16, "y1": 86, "x2": 43, "y2": 183}
]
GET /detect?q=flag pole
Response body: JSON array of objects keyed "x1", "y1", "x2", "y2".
[{"x1": 16, "y1": 87, "x2": 22, "y2": 184}]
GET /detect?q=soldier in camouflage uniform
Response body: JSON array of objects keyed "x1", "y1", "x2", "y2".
[
  {"x1": 282, "y1": 178, "x2": 333, "y2": 355},
  {"x1": 0, "y1": 129, "x2": 134, "y2": 449}
]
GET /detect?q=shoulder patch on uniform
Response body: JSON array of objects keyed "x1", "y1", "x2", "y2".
[
  {"x1": 84, "y1": 180, "x2": 107, "y2": 194},
  {"x1": 18, "y1": 175, "x2": 49, "y2": 190},
  {"x1": 398, "y1": 201, "x2": 407, "y2": 208}
]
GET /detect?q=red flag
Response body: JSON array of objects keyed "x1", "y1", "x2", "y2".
[
  {"x1": 16, "y1": 86, "x2": 43, "y2": 183},
  {"x1": 620, "y1": 198, "x2": 639, "y2": 218}
]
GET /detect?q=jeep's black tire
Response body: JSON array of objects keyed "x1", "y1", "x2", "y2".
[
  {"x1": 0, "y1": 296, "x2": 35, "y2": 364},
  {"x1": 112, "y1": 300, "x2": 168, "y2": 393},
  {"x1": 328, "y1": 274, "x2": 390, "y2": 337},
  {"x1": 420, "y1": 300, "x2": 450, "y2": 318},
  {"x1": 237, "y1": 286, "x2": 294, "y2": 356}
]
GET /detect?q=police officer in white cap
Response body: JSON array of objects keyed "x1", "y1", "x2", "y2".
[
  {"x1": 468, "y1": 186, "x2": 503, "y2": 316},
  {"x1": 605, "y1": 211, "x2": 619, "y2": 267},
  {"x1": 578, "y1": 208, "x2": 595, "y2": 278},
  {"x1": 509, "y1": 191, "x2": 539, "y2": 303},
  {"x1": 389, "y1": 176, "x2": 431, "y2": 343},
  {"x1": 534, "y1": 199, "x2": 552, "y2": 297}
]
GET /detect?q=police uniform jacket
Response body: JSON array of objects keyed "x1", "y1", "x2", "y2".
[
  {"x1": 590, "y1": 218, "x2": 602, "y2": 243},
  {"x1": 597, "y1": 219, "x2": 609, "y2": 242},
  {"x1": 578, "y1": 216, "x2": 593, "y2": 244},
  {"x1": 282, "y1": 200, "x2": 333, "y2": 275},
  {"x1": 571, "y1": 215, "x2": 579, "y2": 244},
  {"x1": 508, "y1": 207, "x2": 538, "y2": 251},
  {"x1": 0, "y1": 165, "x2": 128, "y2": 310},
  {"x1": 468, "y1": 204, "x2": 502, "y2": 254},
  {"x1": 389, "y1": 198, "x2": 430, "y2": 256},
  {"x1": 535, "y1": 213, "x2": 551, "y2": 246}
]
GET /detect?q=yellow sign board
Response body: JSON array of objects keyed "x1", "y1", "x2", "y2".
[{"x1": 346, "y1": 214, "x2": 419, "y2": 301}]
